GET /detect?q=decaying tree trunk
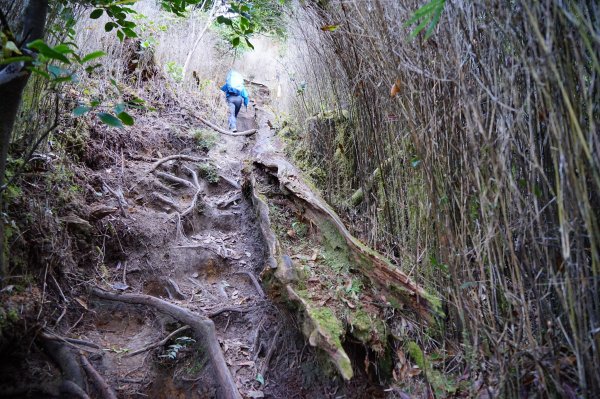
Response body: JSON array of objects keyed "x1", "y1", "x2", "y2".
[{"x1": 243, "y1": 109, "x2": 441, "y2": 380}]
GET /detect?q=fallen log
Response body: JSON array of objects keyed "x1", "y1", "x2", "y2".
[{"x1": 91, "y1": 288, "x2": 241, "y2": 399}]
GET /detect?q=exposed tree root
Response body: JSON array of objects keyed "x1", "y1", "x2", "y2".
[
  {"x1": 60, "y1": 380, "x2": 90, "y2": 399},
  {"x1": 181, "y1": 188, "x2": 203, "y2": 217},
  {"x1": 155, "y1": 171, "x2": 196, "y2": 189},
  {"x1": 183, "y1": 107, "x2": 257, "y2": 136},
  {"x1": 41, "y1": 332, "x2": 101, "y2": 350},
  {"x1": 41, "y1": 337, "x2": 87, "y2": 393},
  {"x1": 208, "y1": 305, "x2": 253, "y2": 318},
  {"x1": 80, "y1": 355, "x2": 117, "y2": 399},
  {"x1": 103, "y1": 182, "x2": 129, "y2": 218},
  {"x1": 219, "y1": 174, "x2": 241, "y2": 189},
  {"x1": 260, "y1": 326, "x2": 281, "y2": 378},
  {"x1": 91, "y1": 288, "x2": 241, "y2": 399},
  {"x1": 124, "y1": 325, "x2": 191, "y2": 358},
  {"x1": 234, "y1": 271, "x2": 265, "y2": 298},
  {"x1": 151, "y1": 191, "x2": 179, "y2": 209},
  {"x1": 148, "y1": 154, "x2": 206, "y2": 173}
]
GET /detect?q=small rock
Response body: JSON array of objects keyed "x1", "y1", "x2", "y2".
[{"x1": 192, "y1": 272, "x2": 199, "y2": 278}]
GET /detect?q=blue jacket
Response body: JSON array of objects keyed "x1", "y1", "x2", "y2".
[{"x1": 221, "y1": 83, "x2": 249, "y2": 107}]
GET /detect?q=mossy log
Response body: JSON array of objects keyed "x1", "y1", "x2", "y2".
[{"x1": 251, "y1": 135, "x2": 440, "y2": 318}]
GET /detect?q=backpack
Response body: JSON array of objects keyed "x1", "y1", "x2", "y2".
[{"x1": 226, "y1": 70, "x2": 244, "y2": 95}]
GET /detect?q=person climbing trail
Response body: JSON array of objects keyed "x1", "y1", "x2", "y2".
[{"x1": 221, "y1": 70, "x2": 249, "y2": 132}]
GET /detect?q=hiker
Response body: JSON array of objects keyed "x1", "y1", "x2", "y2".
[{"x1": 221, "y1": 70, "x2": 249, "y2": 132}]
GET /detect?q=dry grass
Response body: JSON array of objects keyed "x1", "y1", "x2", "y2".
[{"x1": 283, "y1": 0, "x2": 600, "y2": 396}]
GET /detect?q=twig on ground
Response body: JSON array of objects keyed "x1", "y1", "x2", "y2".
[
  {"x1": 125, "y1": 325, "x2": 190, "y2": 358},
  {"x1": 80, "y1": 354, "x2": 118, "y2": 399},
  {"x1": 148, "y1": 154, "x2": 206, "y2": 173},
  {"x1": 91, "y1": 288, "x2": 241, "y2": 399},
  {"x1": 233, "y1": 271, "x2": 265, "y2": 298}
]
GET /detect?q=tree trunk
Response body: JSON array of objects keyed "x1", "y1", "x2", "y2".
[{"x1": 0, "y1": 0, "x2": 49, "y2": 282}]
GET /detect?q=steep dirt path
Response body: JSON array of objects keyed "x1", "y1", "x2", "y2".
[{"x1": 61, "y1": 89, "x2": 382, "y2": 399}]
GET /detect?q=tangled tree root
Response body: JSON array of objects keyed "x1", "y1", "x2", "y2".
[
  {"x1": 41, "y1": 337, "x2": 87, "y2": 394},
  {"x1": 91, "y1": 287, "x2": 241, "y2": 399}
]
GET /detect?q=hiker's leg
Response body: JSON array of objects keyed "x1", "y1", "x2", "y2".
[
  {"x1": 233, "y1": 96, "x2": 242, "y2": 118},
  {"x1": 227, "y1": 98, "x2": 237, "y2": 130}
]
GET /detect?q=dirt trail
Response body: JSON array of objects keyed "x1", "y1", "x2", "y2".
[{"x1": 61, "y1": 88, "x2": 381, "y2": 399}]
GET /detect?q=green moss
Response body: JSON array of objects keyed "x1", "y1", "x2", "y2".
[
  {"x1": 307, "y1": 307, "x2": 344, "y2": 348},
  {"x1": 406, "y1": 341, "x2": 425, "y2": 369},
  {"x1": 192, "y1": 129, "x2": 219, "y2": 151},
  {"x1": 349, "y1": 308, "x2": 373, "y2": 342},
  {"x1": 198, "y1": 162, "x2": 219, "y2": 184}
]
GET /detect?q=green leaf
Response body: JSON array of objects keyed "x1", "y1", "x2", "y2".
[
  {"x1": 90, "y1": 100, "x2": 101, "y2": 107},
  {"x1": 98, "y1": 113, "x2": 124, "y2": 128},
  {"x1": 5, "y1": 41, "x2": 22, "y2": 55},
  {"x1": 122, "y1": 28, "x2": 137, "y2": 38},
  {"x1": 116, "y1": 30, "x2": 125, "y2": 41},
  {"x1": 117, "y1": 112, "x2": 134, "y2": 126},
  {"x1": 245, "y1": 38, "x2": 254, "y2": 49},
  {"x1": 216, "y1": 16, "x2": 233, "y2": 26},
  {"x1": 0, "y1": 56, "x2": 33, "y2": 65},
  {"x1": 81, "y1": 51, "x2": 106, "y2": 63},
  {"x1": 73, "y1": 106, "x2": 91, "y2": 116},
  {"x1": 90, "y1": 9, "x2": 104, "y2": 19},
  {"x1": 231, "y1": 37, "x2": 241, "y2": 47},
  {"x1": 85, "y1": 63, "x2": 103, "y2": 73},
  {"x1": 27, "y1": 40, "x2": 71, "y2": 64},
  {"x1": 53, "y1": 44, "x2": 74, "y2": 54},
  {"x1": 105, "y1": 22, "x2": 117, "y2": 32}
]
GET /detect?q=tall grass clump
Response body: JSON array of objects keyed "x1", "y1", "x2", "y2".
[{"x1": 284, "y1": 0, "x2": 599, "y2": 396}]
